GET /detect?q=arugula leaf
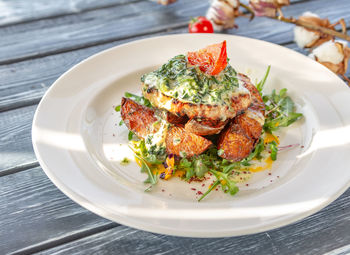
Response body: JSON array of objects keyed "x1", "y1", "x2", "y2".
[
  {"x1": 257, "y1": 65, "x2": 271, "y2": 93},
  {"x1": 198, "y1": 180, "x2": 220, "y2": 202},
  {"x1": 263, "y1": 87, "x2": 303, "y2": 133},
  {"x1": 269, "y1": 141, "x2": 278, "y2": 161},
  {"x1": 115, "y1": 105, "x2": 121, "y2": 112},
  {"x1": 129, "y1": 144, "x2": 158, "y2": 191},
  {"x1": 119, "y1": 120, "x2": 124, "y2": 126},
  {"x1": 241, "y1": 139, "x2": 264, "y2": 166},
  {"x1": 193, "y1": 159, "x2": 209, "y2": 178},
  {"x1": 210, "y1": 169, "x2": 239, "y2": 196}
]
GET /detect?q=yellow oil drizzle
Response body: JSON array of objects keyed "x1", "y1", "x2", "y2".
[
  {"x1": 135, "y1": 156, "x2": 185, "y2": 180},
  {"x1": 264, "y1": 133, "x2": 280, "y2": 144},
  {"x1": 246, "y1": 156, "x2": 274, "y2": 172}
]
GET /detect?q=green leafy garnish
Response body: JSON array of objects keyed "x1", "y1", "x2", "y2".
[
  {"x1": 124, "y1": 92, "x2": 152, "y2": 108},
  {"x1": 120, "y1": 157, "x2": 130, "y2": 165},
  {"x1": 210, "y1": 169, "x2": 239, "y2": 195},
  {"x1": 129, "y1": 144, "x2": 158, "y2": 191},
  {"x1": 263, "y1": 88, "x2": 303, "y2": 133},
  {"x1": 257, "y1": 65, "x2": 270, "y2": 93},
  {"x1": 115, "y1": 105, "x2": 121, "y2": 112},
  {"x1": 269, "y1": 141, "x2": 278, "y2": 161},
  {"x1": 241, "y1": 138, "x2": 264, "y2": 166},
  {"x1": 128, "y1": 131, "x2": 134, "y2": 141}
]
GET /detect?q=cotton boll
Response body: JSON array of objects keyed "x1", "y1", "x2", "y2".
[
  {"x1": 206, "y1": 0, "x2": 240, "y2": 31},
  {"x1": 309, "y1": 40, "x2": 350, "y2": 76},
  {"x1": 294, "y1": 12, "x2": 323, "y2": 49},
  {"x1": 312, "y1": 41, "x2": 344, "y2": 64},
  {"x1": 301, "y1": 11, "x2": 319, "y2": 18},
  {"x1": 294, "y1": 26, "x2": 320, "y2": 49}
]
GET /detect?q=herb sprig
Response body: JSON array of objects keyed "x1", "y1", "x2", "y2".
[
  {"x1": 124, "y1": 92, "x2": 152, "y2": 108},
  {"x1": 263, "y1": 88, "x2": 303, "y2": 133}
]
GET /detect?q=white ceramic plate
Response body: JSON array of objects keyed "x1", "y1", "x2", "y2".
[{"x1": 32, "y1": 34, "x2": 350, "y2": 237}]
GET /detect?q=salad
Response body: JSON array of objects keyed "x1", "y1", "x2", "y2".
[{"x1": 116, "y1": 41, "x2": 303, "y2": 201}]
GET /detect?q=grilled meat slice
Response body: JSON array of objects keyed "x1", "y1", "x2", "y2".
[
  {"x1": 166, "y1": 126, "x2": 212, "y2": 157},
  {"x1": 142, "y1": 83, "x2": 251, "y2": 121}
]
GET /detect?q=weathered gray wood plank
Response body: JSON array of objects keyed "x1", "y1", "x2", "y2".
[
  {"x1": 0, "y1": 27, "x2": 186, "y2": 112},
  {"x1": 0, "y1": 0, "x2": 204, "y2": 65},
  {"x1": 0, "y1": 0, "x2": 349, "y2": 65},
  {"x1": 36, "y1": 188, "x2": 350, "y2": 255},
  {"x1": 0, "y1": 0, "x2": 146, "y2": 27},
  {"x1": 0, "y1": 166, "x2": 114, "y2": 255},
  {"x1": 0, "y1": 105, "x2": 38, "y2": 172}
]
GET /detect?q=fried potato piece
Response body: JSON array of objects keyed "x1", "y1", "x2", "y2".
[
  {"x1": 165, "y1": 111, "x2": 189, "y2": 125},
  {"x1": 238, "y1": 73, "x2": 265, "y2": 114},
  {"x1": 218, "y1": 75, "x2": 265, "y2": 161},
  {"x1": 166, "y1": 126, "x2": 212, "y2": 157},
  {"x1": 120, "y1": 97, "x2": 157, "y2": 138},
  {"x1": 185, "y1": 118, "x2": 228, "y2": 136},
  {"x1": 142, "y1": 85, "x2": 251, "y2": 121},
  {"x1": 217, "y1": 123, "x2": 254, "y2": 161},
  {"x1": 121, "y1": 98, "x2": 212, "y2": 156}
]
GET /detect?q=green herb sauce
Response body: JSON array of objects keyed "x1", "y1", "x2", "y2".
[{"x1": 141, "y1": 55, "x2": 248, "y2": 106}]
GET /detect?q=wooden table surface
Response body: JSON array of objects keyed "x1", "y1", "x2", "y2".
[{"x1": 1, "y1": 0, "x2": 349, "y2": 254}]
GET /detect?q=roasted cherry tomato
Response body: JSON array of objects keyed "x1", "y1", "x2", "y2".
[
  {"x1": 187, "y1": 40, "x2": 227, "y2": 75},
  {"x1": 188, "y1": 16, "x2": 214, "y2": 33}
]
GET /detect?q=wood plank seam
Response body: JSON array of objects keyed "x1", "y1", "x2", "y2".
[
  {"x1": 0, "y1": 161, "x2": 40, "y2": 177},
  {"x1": 9, "y1": 222, "x2": 119, "y2": 255}
]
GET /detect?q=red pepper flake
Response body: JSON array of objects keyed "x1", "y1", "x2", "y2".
[
  {"x1": 112, "y1": 134, "x2": 115, "y2": 137},
  {"x1": 246, "y1": 184, "x2": 249, "y2": 186},
  {"x1": 197, "y1": 191, "x2": 203, "y2": 195},
  {"x1": 191, "y1": 188, "x2": 196, "y2": 191},
  {"x1": 270, "y1": 180, "x2": 273, "y2": 182},
  {"x1": 240, "y1": 177, "x2": 243, "y2": 180},
  {"x1": 215, "y1": 188, "x2": 218, "y2": 191},
  {"x1": 277, "y1": 176, "x2": 280, "y2": 178},
  {"x1": 243, "y1": 171, "x2": 247, "y2": 174},
  {"x1": 201, "y1": 183, "x2": 205, "y2": 187},
  {"x1": 301, "y1": 145, "x2": 304, "y2": 148},
  {"x1": 161, "y1": 189, "x2": 165, "y2": 192},
  {"x1": 268, "y1": 173, "x2": 272, "y2": 176},
  {"x1": 208, "y1": 172, "x2": 212, "y2": 176}
]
